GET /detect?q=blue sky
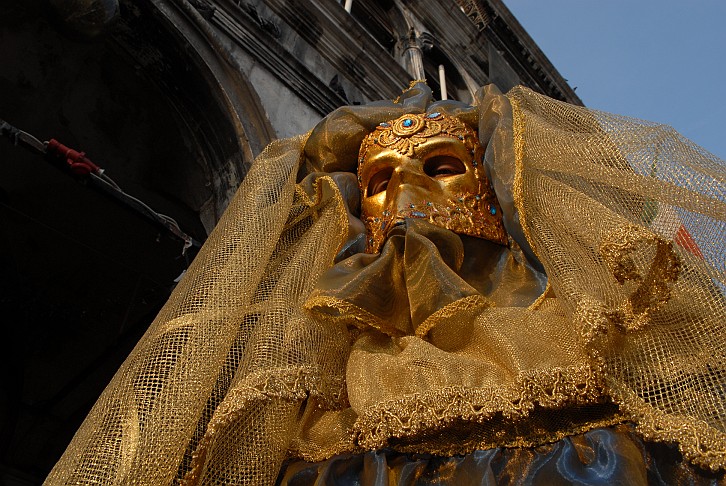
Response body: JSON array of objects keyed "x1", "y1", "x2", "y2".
[{"x1": 504, "y1": 1, "x2": 726, "y2": 160}]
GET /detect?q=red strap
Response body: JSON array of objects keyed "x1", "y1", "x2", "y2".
[{"x1": 46, "y1": 138, "x2": 101, "y2": 176}]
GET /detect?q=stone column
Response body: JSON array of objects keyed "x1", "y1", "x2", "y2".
[{"x1": 401, "y1": 28, "x2": 425, "y2": 80}]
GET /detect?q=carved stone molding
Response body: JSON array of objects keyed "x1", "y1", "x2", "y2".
[
  {"x1": 211, "y1": 0, "x2": 348, "y2": 115},
  {"x1": 262, "y1": 0, "x2": 411, "y2": 101},
  {"x1": 455, "y1": 0, "x2": 491, "y2": 31},
  {"x1": 483, "y1": 0, "x2": 581, "y2": 104}
]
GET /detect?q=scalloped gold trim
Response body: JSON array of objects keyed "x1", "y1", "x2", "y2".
[
  {"x1": 304, "y1": 293, "x2": 408, "y2": 337},
  {"x1": 609, "y1": 382, "x2": 726, "y2": 472},
  {"x1": 414, "y1": 294, "x2": 492, "y2": 338},
  {"x1": 181, "y1": 366, "x2": 346, "y2": 485},
  {"x1": 353, "y1": 363, "x2": 606, "y2": 454}
]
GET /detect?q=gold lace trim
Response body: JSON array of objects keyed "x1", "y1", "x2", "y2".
[
  {"x1": 610, "y1": 382, "x2": 726, "y2": 472},
  {"x1": 575, "y1": 234, "x2": 724, "y2": 472},
  {"x1": 528, "y1": 281, "x2": 553, "y2": 311},
  {"x1": 288, "y1": 413, "x2": 625, "y2": 464},
  {"x1": 353, "y1": 362, "x2": 605, "y2": 454},
  {"x1": 181, "y1": 366, "x2": 346, "y2": 484},
  {"x1": 305, "y1": 295, "x2": 406, "y2": 337},
  {"x1": 287, "y1": 406, "x2": 360, "y2": 463},
  {"x1": 414, "y1": 294, "x2": 492, "y2": 338},
  {"x1": 289, "y1": 435, "x2": 360, "y2": 464},
  {"x1": 308, "y1": 292, "x2": 493, "y2": 340},
  {"x1": 288, "y1": 432, "x2": 365, "y2": 462}
]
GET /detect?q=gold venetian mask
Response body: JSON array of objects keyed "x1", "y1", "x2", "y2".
[{"x1": 358, "y1": 112, "x2": 508, "y2": 253}]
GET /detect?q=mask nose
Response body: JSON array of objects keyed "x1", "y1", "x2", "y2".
[
  {"x1": 383, "y1": 162, "x2": 439, "y2": 215},
  {"x1": 389, "y1": 162, "x2": 437, "y2": 190}
]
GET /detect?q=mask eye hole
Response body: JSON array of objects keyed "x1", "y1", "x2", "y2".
[
  {"x1": 366, "y1": 166, "x2": 394, "y2": 197},
  {"x1": 423, "y1": 155, "x2": 466, "y2": 178}
]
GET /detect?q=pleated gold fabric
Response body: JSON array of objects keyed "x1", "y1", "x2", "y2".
[{"x1": 46, "y1": 83, "x2": 725, "y2": 485}]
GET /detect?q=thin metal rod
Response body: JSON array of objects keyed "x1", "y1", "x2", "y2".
[{"x1": 438, "y1": 64, "x2": 448, "y2": 100}]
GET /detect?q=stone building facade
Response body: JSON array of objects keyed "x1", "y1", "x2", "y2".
[{"x1": 0, "y1": 0, "x2": 579, "y2": 482}]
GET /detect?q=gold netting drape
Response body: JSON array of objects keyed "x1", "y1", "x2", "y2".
[
  {"x1": 46, "y1": 84, "x2": 725, "y2": 485},
  {"x1": 507, "y1": 88, "x2": 725, "y2": 473}
]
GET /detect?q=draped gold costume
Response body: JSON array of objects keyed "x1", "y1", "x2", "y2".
[{"x1": 47, "y1": 84, "x2": 725, "y2": 485}]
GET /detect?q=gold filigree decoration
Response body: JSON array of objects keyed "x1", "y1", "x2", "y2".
[
  {"x1": 360, "y1": 191, "x2": 507, "y2": 255},
  {"x1": 358, "y1": 113, "x2": 507, "y2": 253},
  {"x1": 360, "y1": 112, "x2": 473, "y2": 159}
]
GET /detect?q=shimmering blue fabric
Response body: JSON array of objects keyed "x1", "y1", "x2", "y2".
[{"x1": 278, "y1": 426, "x2": 723, "y2": 485}]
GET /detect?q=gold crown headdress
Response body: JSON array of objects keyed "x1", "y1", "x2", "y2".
[{"x1": 358, "y1": 112, "x2": 507, "y2": 253}]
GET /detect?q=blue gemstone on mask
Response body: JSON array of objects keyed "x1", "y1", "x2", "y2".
[
  {"x1": 409, "y1": 203, "x2": 415, "y2": 208},
  {"x1": 490, "y1": 207, "x2": 497, "y2": 215},
  {"x1": 411, "y1": 211, "x2": 426, "y2": 218},
  {"x1": 379, "y1": 122, "x2": 390, "y2": 127},
  {"x1": 427, "y1": 112, "x2": 440, "y2": 118},
  {"x1": 402, "y1": 118, "x2": 414, "y2": 127}
]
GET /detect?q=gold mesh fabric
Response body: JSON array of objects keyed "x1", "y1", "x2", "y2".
[
  {"x1": 46, "y1": 134, "x2": 353, "y2": 484},
  {"x1": 506, "y1": 86, "x2": 725, "y2": 471},
  {"x1": 46, "y1": 84, "x2": 725, "y2": 485}
]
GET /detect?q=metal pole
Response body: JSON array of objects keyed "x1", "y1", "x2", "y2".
[{"x1": 438, "y1": 64, "x2": 448, "y2": 100}]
